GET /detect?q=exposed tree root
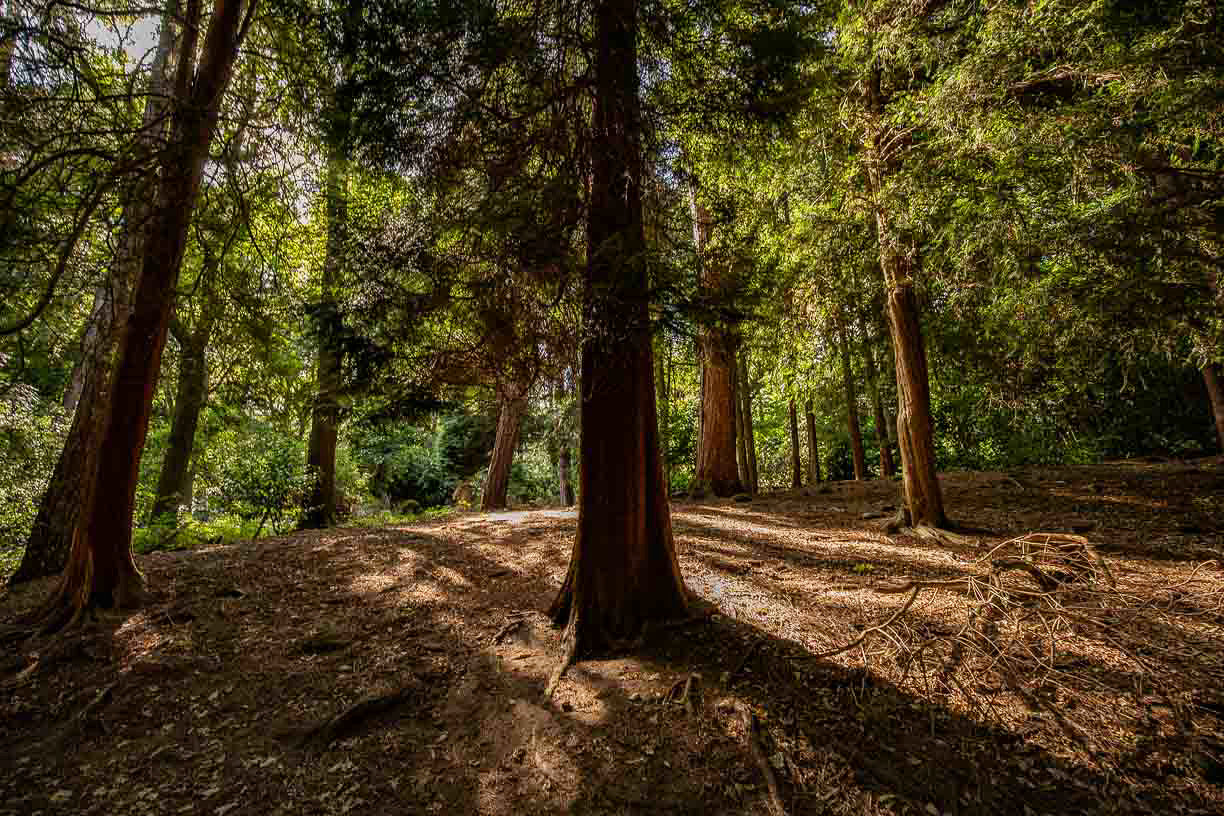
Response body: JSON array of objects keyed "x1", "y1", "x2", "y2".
[
  {"x1": 301, "y1": 681, "x2": 420, "y2": 747},
  {"x1": 492, "y1": 616, "x2": 526, "y2": 645},
  {"x1": 543, "y1": 628, "x2": 578, "y2": 701},
  {"x1": 737, "y1": 702, "x2": 787, "y2": 816}
]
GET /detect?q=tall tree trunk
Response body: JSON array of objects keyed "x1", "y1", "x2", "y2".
[
  {"x1": 302, "y1": 140, "x2": 348, "y2": 528},
  {"x1": 735, "y1": 361, "x2": 749, "y2": 488},
  {"x1": 0, "y1": 0, "x2": 14, "y2": 92},
  {"x1": 482, "y1": 388, "x2": 527, "y2": 511},
  {"x1": 655, "y1": 334, "x2": 670, "y2": 495},
  {"x1": 865, "y1": 66, "x2": 946, "y2": 527},
  {"x1": 63, "y1": 283, "x2": 111, "y2": 413},
  {"x1": 1204, "y1": 363, "x2": 1224, "y2": 452},
  {"x1": 788, "y1": 398, "x2": 802, "y2": 488},
  {"x1": 549, "y1": 0, "x2": 688, "y2": 660},
  {"x1": 858, "y1": 315, "x2": 895, "y2": 477},
  {"x1": 38, "y1": 0, "x2": 254, "y2": 625},
  {"x1": 688, "y1": 178, "x2": 741, "y2": 498},
  {"x1": 805, "y1": 400, "x2": 821, "y2": 484},
  {"x1": 739, "y1": 351, "x2": 759, "y2": 493},
  {"x1": 557, "y1": 444, "x2": 574, "y2": 506},
  {"x1": 837, "y1": 314, "x2": 867, "y2": 480},
  {"x1": 150, "y1": 315, "x2": 214, "y2": 523},
  {"x1": 10, "y1": 0, "x2": 180, "y2": 586}
]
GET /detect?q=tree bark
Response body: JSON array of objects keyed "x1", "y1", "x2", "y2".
[
  {"x1": 1203, "y1": 363, "x2": 1224, "y2": 452},
  {"x1": 39, "y1": 0, "x2": 254, "y2": 625},
  {"x1": 655, "y1": 334, "x2": 670, "y2": 495},
  {"x1": 10, "y1": 0, "x2": 180, "y2": 586},
  {"x1": 858, "y1": 315, "x2": 895, "y2": 477},
  {"x1": 805, "y1": 400, "x2": 821, "y2": 483},
  {"x1": 837, "y1": 314, "x2": 868, "y2": 480},
  {"x1": 548, "y1": 0, "x2": 688, "y2": 657},
  {"x1": 865, "y1": 65, "x2": 946, "y2": 527},
  {"x1": 302, "y1": 140, "x2": 348, "y2": 528},
  {"x1": 788, "y1": 398, "x2": 802, "y2": 489},
  {"x1": 739, "y1": 351, "x2": 759, "y2": 493},
  {"x1": 150, "y1": 314, "x2": 214, "y2": 523},
  {"x1": 688, "y1": 178, "x2": 741, "y2": 497},
  {"x1": 481, "y1": 388, "x2": 527, "y2": 511}
]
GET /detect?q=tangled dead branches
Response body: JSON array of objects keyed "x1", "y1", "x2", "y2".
[{"x1": 818, "y1": 533, "x2": 1224, "y2": 764}]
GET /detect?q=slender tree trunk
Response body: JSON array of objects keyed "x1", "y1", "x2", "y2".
[
  {"x1": 788, "y1": 398, "x2": 802, "y2": 488},
  {"x1": 549, "y1": 0, "x2": 688, "y2": 658},
  {"x1": 482, "y1": 388, "x2": 527, "y2": 511},
  {"x1": 735, "y1": 361, "x2": 749, "y2": 488},
  {"x1": 858, "y1": 315, "x2": 895, "y2": 477},
  {"x1": 39, "y1": 0, "x2": 254, "y2": 625},
  {"x1": 1203, "y1": 363, "x2": 1224, "y2": 452},
  {"x1": 10, "y1": 0, "x2": 180, "y2": 586},
  {"x1": 837, "y1": 314, "x2": 867, "y2": 480},
  {"x1": 150, "y1": 316, "x2": 213, "y2": 523},
  {"x1": 557, "y1": 444, "x2": 574, "y2": 506},
  {"x1": 63, "y1": 283, "x2": 111, "y2": 413},
  {"x1": 739, "y1": 351, "x2": 759, "y2": 493},
  {"x1": 655, "y1": 334, "x2": 669, "y2": 494},
  {"x1": 865, "y1": 66, "x2": 946, "y2": 528},
  {"x1": 0, "y1": 0, "x2": 14, "y2": 92},
  {"x1": 805, "y1": 400, "x2": 821, "y2": 483},
  {"x1": 302, "y1": 139, "x2": 348, "y2": 528}
]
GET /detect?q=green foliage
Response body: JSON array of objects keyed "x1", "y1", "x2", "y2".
[
  {"x1": 204, "y1": 422, "x2": 313, "y2": 536},
  {"x1": 0, "y1": 386, "x2": 64, "y2": 578}
]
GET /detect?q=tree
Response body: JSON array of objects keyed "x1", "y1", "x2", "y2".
[
  {"x1": 10, "y1": 0, "x2": 182, "y2": 584},
  {"x1": 787, "y1": 397, "x2": 802, "y2": 488},
  {"x1": 804, "y1": 399, "x2": 821, "y2": 483},
  {"x1": 836, "y1": 309, "x2": 867, "y2": 480},
  {"x1": 548, "y1": 0, "x2": 689, "y2": 672},
  {"x1": 689, "y1": 179, "x2": 743, "y2": 497},
  {"x1": 39, "y1": 0, "x2": 257, "y2": 626}
]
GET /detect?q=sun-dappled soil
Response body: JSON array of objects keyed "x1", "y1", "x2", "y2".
[{"x1": 2, "y1": 459, "x2": 1224, "y2": 815}]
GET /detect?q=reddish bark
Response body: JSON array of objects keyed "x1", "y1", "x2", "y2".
[
  {"x1": 40, "y1": 0, "x2": 254, "y2": 625},
  {"x1": 481, "y1": 389, "x2": 527, "y2": 511},
  {"x1": 548, "y1": 0, "x2": 688, "y2": 655}
]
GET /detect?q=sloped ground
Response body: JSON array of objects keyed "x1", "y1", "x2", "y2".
[{"x1": 1, "y1": 459, "x2": 1223, "y2": 815}]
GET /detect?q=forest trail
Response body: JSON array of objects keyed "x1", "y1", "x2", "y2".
[{"x1": 2, "y1": 460, "x2": 1223, "y2": 816}]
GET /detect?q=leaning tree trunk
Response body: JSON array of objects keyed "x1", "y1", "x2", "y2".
[
  {"x1": 788, "y1": 398, "x2": 802, "y2": 488},
  {"x1": 740, "y1": 352, "x2": 759, "y2": 493},
  {"x1": 1204, "y1": 363, "x2": 1224, "y2": 452},
  {"x1": 10, "y1": 0, "x2": 179, "y2": 586},
  {"x1": 805, "y1": 400, "x2": 821, "y2": 484},
  {"x1": 860, "y1": 325, "x2": 896, "y2": 477},
  {"x1": 548, "y1": 0, "x2": 689, "y2": 662},
  {"x1": 837, "y1": 314, "x2": 868, "y2": 480},
  {"x1": 866, "y1": 65, "x2": 946, "y2": 529},
  {"x1": 150, "y1": 315, "x2": 214, "y2": 523},
  {"x1": 482, "y1": 388, "x2": 527, "y2": 511},
  {"x1": 39, "y1": 0, "x2": 254, "y2": 627}
]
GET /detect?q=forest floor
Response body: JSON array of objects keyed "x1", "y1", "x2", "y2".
[{"x1": 2, "y1": 459, "x2": 1224, "y2": 816}]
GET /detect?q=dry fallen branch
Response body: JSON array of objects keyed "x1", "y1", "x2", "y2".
[
  {"x1": 301, "y1": 682, "x2": 420, "y2": 747},
  {"x1": 813, "y1": 532, "x2": 1224, "y2": 759}
]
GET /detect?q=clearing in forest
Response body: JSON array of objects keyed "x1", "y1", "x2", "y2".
[{"x1": 2, "y1": 461, "x2": 1223, "y2": 815}]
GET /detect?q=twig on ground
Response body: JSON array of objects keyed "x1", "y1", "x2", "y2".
[{"x1": 301, "y1": 682, "x2": 419, "y2": 747}]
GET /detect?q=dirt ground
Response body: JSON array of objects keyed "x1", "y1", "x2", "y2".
[{"x1": 2, "y1": 459, "x2": 1223, "y2": 815}]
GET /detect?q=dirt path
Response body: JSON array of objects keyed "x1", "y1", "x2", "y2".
[{"x1": 1, "y1": 460, "x2": 1222, "y2": 815}]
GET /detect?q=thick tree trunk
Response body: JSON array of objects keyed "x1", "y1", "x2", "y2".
[
  {"x1": 694, "y1": 328, "x2": 742, "y2": 496},
  {"x1": 302, "y1": 140, "x2": 348, "y2": 528},
  {"x1": 739, "y1": 351, "x2": 759, "y2": 493},
  {"x1": 837, "y1": 315, "x2": 868, "y2": 480},
  {"x1": 788, "y1": 398, "x2": 802, "y2": 488},
  {"x1": 1204, "y1": 363, "x2": 1224, "y2": 452},
  {"x1": 10, "y1": 1, "x2": 179, "y2": 586},
  {"x1": 548, "y1": 0, "x2": 688, "y2": 658},
  {"x1": 805, "y1": 400, "x2": 821, "y2": 483},
  {"x1": 150, "y1": 318, "x2": 212, "y2": 523},
  {"x1": 482, "y1": 389, "x2": 527, "y2": 511},
  {"x1": 39, "y1": 0, "x2": 253, "y2": 626},
  {"x1": 859, "y1": 317, "x2": 895, "y2": 477}
]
